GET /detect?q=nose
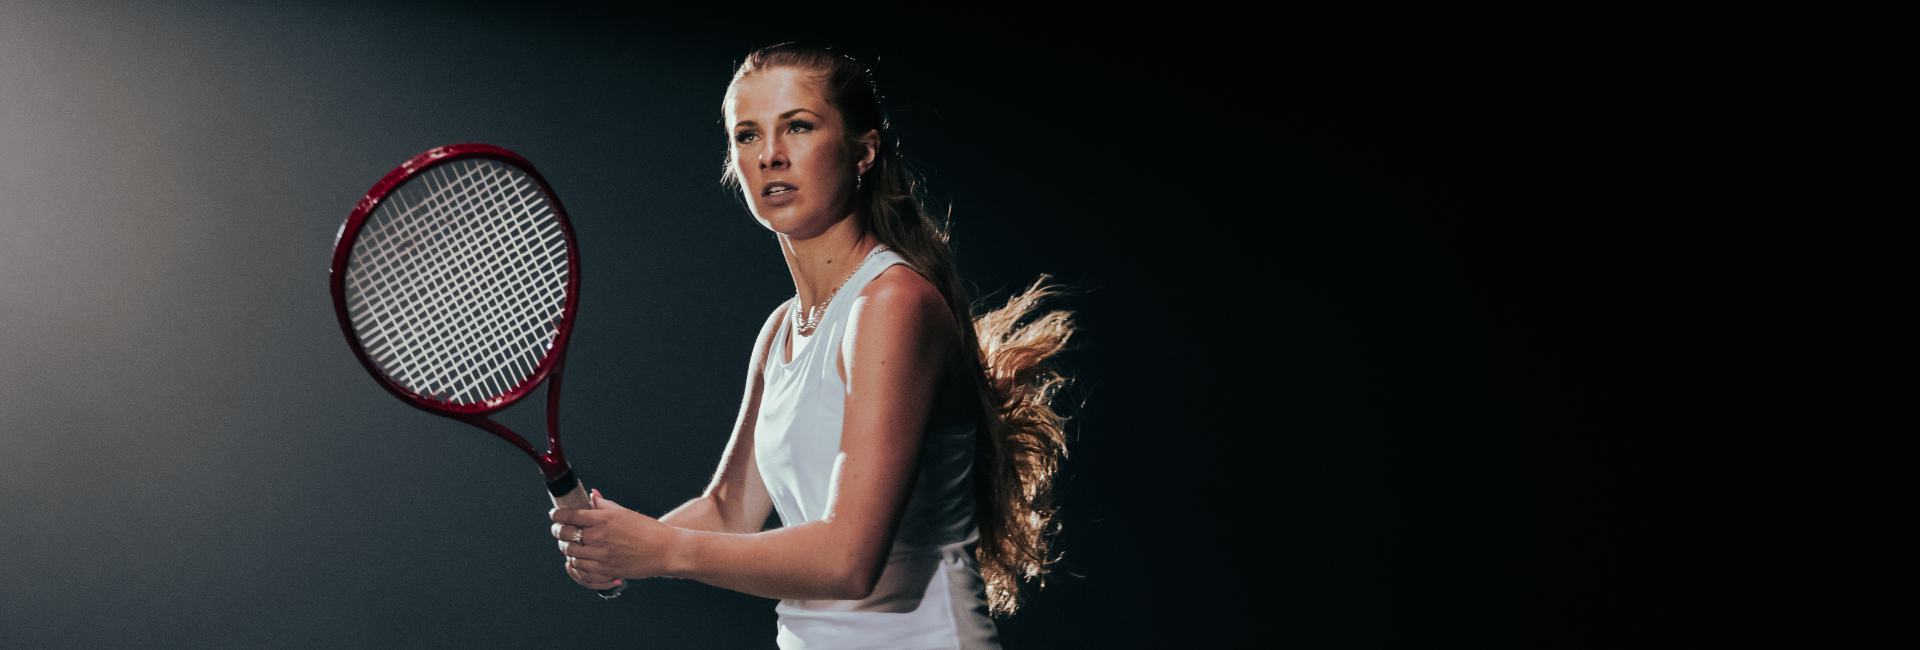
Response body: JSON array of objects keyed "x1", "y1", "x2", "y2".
[{"x1": 758, "y1": 133, "x2": 789, "y2": 171}]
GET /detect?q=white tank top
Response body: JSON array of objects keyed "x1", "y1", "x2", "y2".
[{"x1": 753, "y1": 248, "x2": 1001, "y2": 650}]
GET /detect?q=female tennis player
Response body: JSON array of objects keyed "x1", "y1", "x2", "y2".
[{"x1": 550, "y1": 44, "x2": 1073, "y2": 649}]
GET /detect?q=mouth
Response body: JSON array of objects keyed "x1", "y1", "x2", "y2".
[{"x1": 761, "y1": 181, "x2": 799, "y2": 207}]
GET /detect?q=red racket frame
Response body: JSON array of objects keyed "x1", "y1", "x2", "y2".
[{"x1": 328, "y1": 143, "x2": 584, "y2": 487}]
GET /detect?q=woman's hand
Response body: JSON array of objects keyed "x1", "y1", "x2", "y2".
[{"x1": 551, "y1": 490, "x2": 680, "y2": 588}]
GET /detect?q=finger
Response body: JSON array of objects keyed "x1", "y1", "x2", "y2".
[
  {"x1": 559, "y1": 540, "x2": 605, "y2": 562},
  {"x1": 566, "y1": 561, "x2": 619, "y2": 588},
  {"x1": 568, "y1": 555, "x2": 610, "y2": 576},
  {"x1": 569, "y1": 563, "x2": 616, "y2": 582},
  {"x1": 567, "y1": 564, "x2": 621, "y2": 590},
  {"x1": 551, "y1": 523, "x2": 587, "y2": 543},
  {"x1": 551, "y1": 507, "x2": 604, "y2": 527},
  {"x1": 591, "y1": 489, "x2": 630, "y2": 513},
  {"x1": 571, "y1": 573, "x2": 620, "y2": 591},
  {"x1": 566, "y1": 561, "x2": 615, "y2": 582}
]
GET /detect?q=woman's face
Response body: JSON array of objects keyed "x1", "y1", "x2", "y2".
[{"x1": 726, "y1": 67, "x2": 875, "y2": 240}]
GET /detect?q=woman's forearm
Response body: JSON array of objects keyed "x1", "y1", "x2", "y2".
[
  {"x1": 658, "y1": 497, "x2": 730, "y2": 534},
  {"x1": 659, "y1": 493, "x2": 773, "y2": 535},
  {"x1": 664, "y1": 520, "x2": 879, "y2": 601}
]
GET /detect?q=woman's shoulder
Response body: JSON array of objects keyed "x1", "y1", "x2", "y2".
[
  {"x1": 857, "y1": 263, "x2": 948, "y2": 325},
  {"x1": 845, "y1": 263, "x2": 959, "y2": 364}
]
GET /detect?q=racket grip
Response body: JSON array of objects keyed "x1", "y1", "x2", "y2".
[{"x1": 548, "y1": 471, "x2": 629, "y2": 600}]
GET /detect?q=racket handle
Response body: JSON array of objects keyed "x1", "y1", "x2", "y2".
[{"x1": 548, "y1": 472, "x2": 629, "y2": 600}]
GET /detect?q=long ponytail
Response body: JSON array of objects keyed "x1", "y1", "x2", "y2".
[{"x1": 724, "y1": 44, "x2": 1074, "y2": 615}]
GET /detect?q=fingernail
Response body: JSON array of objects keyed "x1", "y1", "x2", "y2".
[{"x1": 614, "y1": 579, "x2": 623, "y2": 586}]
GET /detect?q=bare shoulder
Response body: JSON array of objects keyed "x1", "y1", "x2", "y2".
[
  {"x1": 856, "y1": 264, "x2": 952, "y2": 331},
  {"x1": 845, "y1": 264, "x2": 957, "y2": 380}
]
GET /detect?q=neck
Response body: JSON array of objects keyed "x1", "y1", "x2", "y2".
[{"x1": 778, "y1": 213, "x2": 880, "y2": 309}]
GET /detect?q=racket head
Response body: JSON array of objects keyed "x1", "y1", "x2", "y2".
[{"x1": 329, "y1": 143, "x2": 582, "y2": 419}]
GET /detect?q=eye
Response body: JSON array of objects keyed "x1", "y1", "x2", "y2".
[
  {"x1": 788, "y1": 120, "x2": 813, "y2": 133},
  {"x1": 734, "y1": 130, "x2": 758, "y2": 144}
]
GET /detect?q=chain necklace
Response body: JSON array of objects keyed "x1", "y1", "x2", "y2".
[{"x1": 792, "y1": 245, "x2": 888, "y2": 337}]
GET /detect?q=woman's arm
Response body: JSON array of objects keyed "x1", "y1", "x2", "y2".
[
  {"x1": 554, "y1": 302, "x2": 785, "y2": 591},
  {"x1": 653, "y1": 302, "x2": 787, "y2": 535},
  {"x1": 554, "y1": 266, "x2": 957, "y2": 601}
]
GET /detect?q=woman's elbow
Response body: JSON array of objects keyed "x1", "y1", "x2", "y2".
[{"x1": 823, "y1": 559, "x2": 882, "y2": 601}]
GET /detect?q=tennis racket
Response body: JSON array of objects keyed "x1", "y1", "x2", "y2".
[{"x1": 328, "y1": 143, "x2": 624, "y2": 599}]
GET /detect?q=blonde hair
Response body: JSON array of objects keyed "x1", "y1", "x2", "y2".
[{"x1": 723, "y1": 44, "x2": 1074, "y2": 616}]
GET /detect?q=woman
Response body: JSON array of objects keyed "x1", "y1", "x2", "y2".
[{"x1": 549, "y1": 44, "x2": 1073, "y2": 649}]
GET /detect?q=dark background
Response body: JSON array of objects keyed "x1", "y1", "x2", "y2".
[{"x1": 2, "y1": 2, "x2": 1879, "y2": 647}]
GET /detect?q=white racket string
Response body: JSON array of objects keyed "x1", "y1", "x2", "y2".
[{"x1": 343, "y1": 158, "x2": 571, "y2": 405}]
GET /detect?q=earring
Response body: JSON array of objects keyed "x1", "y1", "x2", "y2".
[{"x1": 856, "y1": 174, "x2": 863, "y2": 190}]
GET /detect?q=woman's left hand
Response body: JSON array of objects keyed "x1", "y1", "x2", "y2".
[{"x1": 551, "y1": 490, "x2": 680, "y2": 583}]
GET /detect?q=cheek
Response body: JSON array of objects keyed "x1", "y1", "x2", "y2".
[
  {"x1": 796, "y1": 142, "x2": 850, "y2": 185},
  {"x1": 729, "y1": 157, "x2": 760, "y2": 210},
  {"x1": 730, "y1": 153, "x2": 756, "y2": 188}
]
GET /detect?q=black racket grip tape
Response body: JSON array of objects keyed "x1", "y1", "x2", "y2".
[
  {"x1": 545, "y1": 469, "x2": 580, "y2": 498},
  {"x1": 545, "y1": 470, "x2": 628, "y2": 600}
]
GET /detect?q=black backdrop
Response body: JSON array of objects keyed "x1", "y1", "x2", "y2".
[{"x1": 12, "y1": 2, "x2": 1862, "y2": 647}]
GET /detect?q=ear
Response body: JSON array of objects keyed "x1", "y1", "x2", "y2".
[{"x1": 854, "y1": 129, "x2": 881, "y2": 175}]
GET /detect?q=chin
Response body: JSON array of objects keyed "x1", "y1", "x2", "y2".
[
  {"x1": 758, "y1": 205, "x2": 837, "y2": 239},
  {"x1": 757, "y1": 212, "x2": 814, "y2": 238}
]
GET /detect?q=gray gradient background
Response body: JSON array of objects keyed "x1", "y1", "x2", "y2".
[{"x1": 2, "y1": 2, "x2": 1523, "y2": 647}]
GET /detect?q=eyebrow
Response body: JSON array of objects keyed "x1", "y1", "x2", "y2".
[{"x1": 734, "y1": 108, "x2": 822, "y2": 129}]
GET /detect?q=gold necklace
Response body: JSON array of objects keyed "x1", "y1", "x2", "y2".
[{"x1": 793, "y1": 245, "x2": 887, "y2": 337}]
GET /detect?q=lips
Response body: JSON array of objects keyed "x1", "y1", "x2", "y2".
[{"x1": 762, "y1": 181, "x2": 798, "y2": 207}]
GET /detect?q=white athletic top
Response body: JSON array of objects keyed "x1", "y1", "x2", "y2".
[{"x1": 753, "y1": 248, "x2": 1001, "y2": 650}]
